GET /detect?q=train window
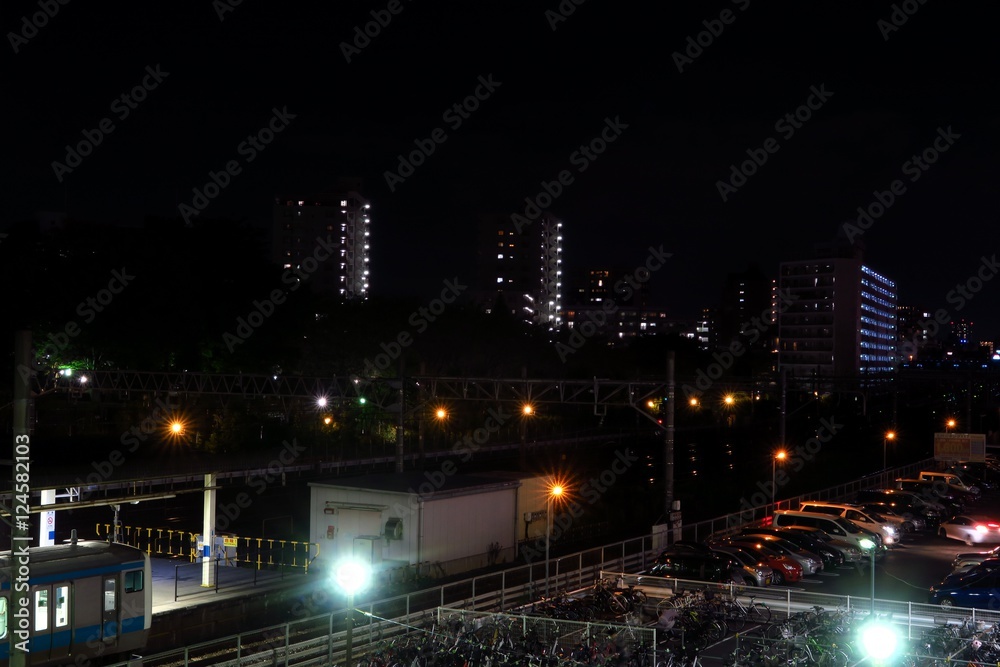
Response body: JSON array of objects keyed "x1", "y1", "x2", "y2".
[
  {"x1": 56, "y1": 586, "x2": 69, "y2": 628},
  {"x1": 104, "y1": 578, "x2": 116, "y2": 612},
  {"x1": 0, "y1": 597, "x2": 7, "y2": 640},
  {"x1": 35, "y1": 590, "x2": 49, "y2": 632},
  {"x1": 124, "y1": 569, "x2": 144, "y2": 593}
]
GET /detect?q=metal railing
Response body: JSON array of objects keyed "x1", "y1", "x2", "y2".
[{"x1": 96, "y1": 523, "x2": 319, "y2": 572}]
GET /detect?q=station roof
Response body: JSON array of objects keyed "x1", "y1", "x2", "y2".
[{"x1": 309, "y1": 471, "x2": 521, "y2": 499}]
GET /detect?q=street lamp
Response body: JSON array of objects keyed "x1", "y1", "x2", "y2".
[
  {"x1": 859, "y1": 538, "x2": 877, "y2": 615},
  {"x1": 883, "y1": 431, "x2": 896, "y2": 470},
  {"x1": 772, "y1": 450, "x2": 787, "y2": 510},
  {"x1": 946, "y1": 418, "x2": 956, "y2": 433},
  {"x1": 545, "y1": 484, "x2": 564, "y2": 599},
  {"x1": 861, "y1": 621, "x2": 900, "y2": 665},
  {"x1": 334, "y1": 559, "x2": 371, "y2": 667}
]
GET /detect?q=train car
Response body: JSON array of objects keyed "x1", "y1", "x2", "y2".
[{"x1": 0, "y1": 539, "x2": 151, "y2": 667}]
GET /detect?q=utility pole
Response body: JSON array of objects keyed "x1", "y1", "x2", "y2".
[{"x1": 664, "y1": 351, "x2": 675, "y2": 514}]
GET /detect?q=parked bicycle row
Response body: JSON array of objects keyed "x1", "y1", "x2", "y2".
[{"x1": 353, "y1": 609, "x2": 655, "y2": 667}]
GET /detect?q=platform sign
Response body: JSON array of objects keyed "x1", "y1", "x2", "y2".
[{"x1": 934, "y1": 432, "x2": 986, "y2": 462}]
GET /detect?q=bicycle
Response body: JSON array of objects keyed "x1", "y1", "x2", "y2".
[{"x1": 725, "y1": 594, "x2": 771, "y2": 632}]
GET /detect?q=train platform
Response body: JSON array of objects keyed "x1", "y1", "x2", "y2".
[{"x1": 149, "y1": 556, "x2": 313, "y2": 616}]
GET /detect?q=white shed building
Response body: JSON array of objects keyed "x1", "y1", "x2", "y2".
[{"x1": 309, "y1": 471, "x2": 522, "y2": 579}]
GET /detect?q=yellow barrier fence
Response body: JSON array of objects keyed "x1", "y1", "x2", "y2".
[{"x1": 94, "y1": 523, "x2": 320, "y2": 572}]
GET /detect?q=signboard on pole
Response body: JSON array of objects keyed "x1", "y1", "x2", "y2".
[{"x1": 934, "y1": 432, "x2": 986, "y2": 462}]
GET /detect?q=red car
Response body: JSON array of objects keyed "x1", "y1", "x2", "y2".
[{"x1": 724, "y1": 539, "x2": 803, "y2": 584}]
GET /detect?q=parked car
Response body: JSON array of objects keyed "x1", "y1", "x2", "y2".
[
  {"x1": 716, "y1": 539, "x2": 803, "y2": 584},
  {"x1": 930, "y1": 569, "x2": 1000, "y2": 608},
  {"x1": 777, "y1": 525, "x2": 863, "y2": 564},
  {"x1": 735, "y1": 534, "x2": 823, "y2": 575},
  {"x1": 854, "y1": 489, "x2": 944, "y2": 527},
  {"x1": 857, "y1": 503, "x2": 925, "y2": 532},
  {"x1": 918, "y1": 470, "x2": 981, "y2": 497},
  {"x1": 738, "y1": 526, "x2": 843, "y2": 569},
  {"x1": 895, "y1": 478, "x2": 967, "y2": 515},
  {"x1": 938, "y1": 515, "x2": 1000, "y2": 546},
  {"x1": 939, "y1": 558, "x2": 1000, "y2": 587},
  {"x1": 710, "y1": 546, "x2": 774, "y2": 586},
  {"x1": 798, "y1": 502, "x2": 900, "y2": 545},
  {"x1": 646, "y1": 550, "x2": 747, "y2": 585},
  {"x1": 770, "y1": 510, "x2": 886, "y2": 557},
  {"x1": 952, "y1": 545, "x2": 1000, "y2": 573}
]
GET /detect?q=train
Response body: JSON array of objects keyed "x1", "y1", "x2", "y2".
[{"x1": 0, "y1": 538, "x2": 151, "y2": 667}]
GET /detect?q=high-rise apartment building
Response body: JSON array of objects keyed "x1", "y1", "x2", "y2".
[
  {"x1": 476, "y1": 213, "x2": 563, "y2": 328},
  {"x1": 778, "y1": 247, "x2": 897, "y2": 378},
  {"x1": 272, "y1": 184, "x2": 371, "y2": 300}
]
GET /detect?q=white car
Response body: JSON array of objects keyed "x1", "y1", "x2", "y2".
[{"x1": 939, "y1": 515, "x2": 1000, "y2": 546}]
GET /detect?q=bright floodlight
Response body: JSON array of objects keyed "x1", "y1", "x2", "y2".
[
  {"x1": 723, "y1": 395, "x2": 735, "y2": 405},
  {"x1": 170, "y1": 421, "x2": 183, "y2": 434},
  {"x1": 859, "y1": 537, "x2": 877, "y2": 552},
  {"x1": 334, "y1": 559, "x2": 371, "y2": 596},
  {"x1": 522, "y1": 404, "x2": 534, "y2": 416},
  {"x1": 551, "y1": 485, "x2": 564, "y2": 498},
  {"x1": 435, "y1": 408, "x2": 447, "y2": 419},
  {"x1": 861, "y1": 622, "x2": 899, "y2": 661},
  {"x1": 317, "y1": 397, "x2": 328, "y2": 407}
]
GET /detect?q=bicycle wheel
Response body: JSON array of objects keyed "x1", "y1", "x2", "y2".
[
  {"x1": 748, "y1": 603, "x2": 771, "y2": 625},
  {"x1": 724, "y1": 602, "x2": 747, "y2": 633}
]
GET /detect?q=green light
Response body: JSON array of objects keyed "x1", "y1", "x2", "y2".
[{"x1": 358, "y1": 397, "x2": 366, "y2": 405}]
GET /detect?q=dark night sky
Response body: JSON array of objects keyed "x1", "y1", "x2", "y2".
[{"x1": 4, "y1": 2, "x2": 999, "y2": 341}]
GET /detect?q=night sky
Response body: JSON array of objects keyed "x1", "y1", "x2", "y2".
[{"x1": 4, "y1": 2, "x2": 999, "y2": 341}]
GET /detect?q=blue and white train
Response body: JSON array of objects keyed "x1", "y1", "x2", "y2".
[{"x1": 1, "y1": 539, "x2": 151, "y2": 667}]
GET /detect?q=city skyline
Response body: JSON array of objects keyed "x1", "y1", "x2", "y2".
[{"x1": 4, "y1": 2, "x2": 999, "y2": 343}]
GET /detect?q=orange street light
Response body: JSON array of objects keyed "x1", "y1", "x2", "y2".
[
  {"x1": 546, "y1": 483, "x2": 566, "y2": 598},
  {"x1": 772, "y1": 450, "x2": 787, "y2": 508},
  {"x1": 883, "y1": 431, "x2": 896, "y2": 470}
]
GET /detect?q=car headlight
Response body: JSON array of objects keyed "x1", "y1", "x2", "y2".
[{"x1": 783, "y1": 563, "x2": 796, "y2": 571}]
